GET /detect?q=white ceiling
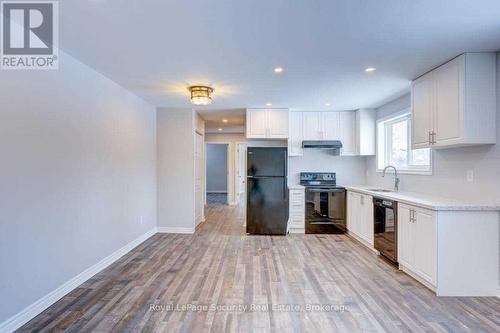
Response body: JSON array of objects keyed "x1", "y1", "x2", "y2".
[
  {"x1": 199, "y1": 108, "x2": 246, "y2": 132},
  {"x1": 60, "y1": 1, "x2": 500, "y2": 111}
]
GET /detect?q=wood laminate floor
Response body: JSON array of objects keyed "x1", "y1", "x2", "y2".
[
  {"x1": 18, "y1": 203, "x2": 500, "y2": 333},
  {"x1": 207, "y1": 193, "x2": 228, "y2": 205}
]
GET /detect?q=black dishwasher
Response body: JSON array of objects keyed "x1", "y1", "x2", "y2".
[{"x1": 373, "y1": 198, "x2": 398, "y2": 263}]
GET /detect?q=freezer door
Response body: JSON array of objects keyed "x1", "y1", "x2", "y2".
[
  {"x1": 247, "y1": 147, "x2": 287, "y2": 177},
  {"x1": 246, "y1": 177, "x2": 289, "y2": 235}
]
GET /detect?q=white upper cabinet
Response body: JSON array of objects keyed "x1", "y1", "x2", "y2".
[
  {"x1": 356, "y1": 109, "x2": 376, "y2": 156},
  {"x1": 302, "y1": 112, "x2": 322, "y2": 140},
  {"x1": 246, "y1": 108, "x2": 289, "y2": 139},
  {"x1": 434, "y1": 57, "x2": 462, "y2": 145},
  {"x1": 246, "y1": 109, "x2": 268, "y2": 138},
  {"x1": 339, "y1": 111, "x2": 357, "y2": 155},
  {"x1": 302, "y1": 111, "x2": 342, "y2": 141},
  {"x1": 411, "y1": 53, "x2": 496, "y2": 149},
  {"x1": 412, "y1": 72, "x2": 434, "y2": 149},
  {"x1": 267, "y1": 109, "x2": 289, "y2": 138},
  {"x1": 322, "y1": 112, "x2": 340, "y2": 140},
  {"x1": 288, "y1": 110, "x2": 375, "y2": 156},
  {"x1": 288, "y1": 112, "x2": 303, "y2": 156}
]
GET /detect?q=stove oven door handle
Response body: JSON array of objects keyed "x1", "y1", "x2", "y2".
[{"x1": 306, "y1": 188, "x2": 345, "y2": 193}]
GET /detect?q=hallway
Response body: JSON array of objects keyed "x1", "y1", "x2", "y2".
[
  {"x1": 207, "y1": 193, "x2": 228, "y2": 205},
  {"x1": 19, "y1": 203, "x2": 500, "y2": 332}
]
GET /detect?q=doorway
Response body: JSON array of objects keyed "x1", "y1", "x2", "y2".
[
  {"x1": 206, "y1": 143, "x2": 229, "y2": 205},
  {"x1": 236, "y1": 143, "x2": 246, "y2": 204}
]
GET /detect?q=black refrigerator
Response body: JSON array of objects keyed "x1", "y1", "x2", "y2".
[{"x1": 246, "y1": 147, "x2": 289, "y2": 235}]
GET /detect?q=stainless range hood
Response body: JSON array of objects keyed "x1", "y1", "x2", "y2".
[{"x1": 302, "y1": 140, "x2": 343, "y2": 154}]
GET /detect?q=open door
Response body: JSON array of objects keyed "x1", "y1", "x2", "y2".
[{"x1": 236, "y1": 143, "x2": 246, "y2": 204}]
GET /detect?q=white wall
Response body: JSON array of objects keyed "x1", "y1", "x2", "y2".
[
  {"x1": 366, "y1": 52, "x2": 500, "y2": 201},
  {"x1": 288, "y1": 152, "x2": 367, "y2": 186},
  {"x1": 0, "y1": 51, "x2": 157, "y2": 324},
  {"x1": 206, "y1": 144, "x2": 228, "y2": 192},
  {"x1": 157, "y1": 108, "x2": 195, "y2": 231}
]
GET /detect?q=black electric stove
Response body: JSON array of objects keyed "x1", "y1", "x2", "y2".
[{"x1": 300, "y1": 172, "x2": 346, "y2": 234}]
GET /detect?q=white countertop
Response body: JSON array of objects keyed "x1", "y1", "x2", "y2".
[{"x1": 346, "y1": 185, "x2": 500, "y2": 212}]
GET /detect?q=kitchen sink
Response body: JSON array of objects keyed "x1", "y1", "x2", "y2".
[{"x1": 368, "y1": 188, "x2": 393, "y2": 193}]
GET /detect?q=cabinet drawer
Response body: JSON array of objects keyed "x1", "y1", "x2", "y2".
[
  {"x1": 290, "y1": 190, "x2": 305, "y2": 197},
  {"x1": 290, "y1": 204, "x2": 305, "y2": 213},
  {"x1": 289, "y1": 190, "x2": 305, "y2": 210},
  {"x1": 290, "y1": 213, "x2": 305, "y2": 227}
]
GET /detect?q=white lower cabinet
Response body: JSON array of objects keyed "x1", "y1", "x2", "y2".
[
  {"x1": 347, "y1": 191, "x2": 373, "y2": 246},
  {"x1": 398, "y1": 203, "x2": 437, "y2": 287},
  {"x1": 346, "y1": 190, "x2": 498, "y2": 296},
  {"x1": 288, "y1": 188, "x2": 305, "y2": 232}
]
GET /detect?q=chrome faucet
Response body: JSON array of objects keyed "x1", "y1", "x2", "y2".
[{"x1": 382, "y1": 165, "x2": 400, "y2": 192}]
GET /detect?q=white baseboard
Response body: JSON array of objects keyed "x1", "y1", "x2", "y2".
[
  {"x1": 346, "y1": 231, "x2": 378, "y2": 254},
  {"x1": 0, "y1": 228, "x2": 157, "y2": 333},
  {"x1": 157, "y1": 227, "x2": 195, "y2": 234},
  {"x1": 399, "y1": 264, "x2": 437, "y2": 293}
]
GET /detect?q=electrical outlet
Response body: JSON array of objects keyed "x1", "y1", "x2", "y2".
[{"x1": 466, "y1": 170, "x2": 474, "y2": 182}]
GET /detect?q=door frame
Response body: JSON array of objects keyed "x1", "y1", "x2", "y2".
[
  {"x1": 194, "y1": 130, "x2": 205, "y2": 225},
  {"x1": 236, "y1": 143, "x2": 247, "y2": 204},
  {"x1": 205, "y1": 142, "x2": 231, "y2": 204}
]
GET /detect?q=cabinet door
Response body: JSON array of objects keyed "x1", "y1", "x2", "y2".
[
  {"x1": 288, "y1": 112, "x2": 303, "y2": 156},
  {"x1": 268, "y1": 109, "x2": 289, "y2": 139},
  {"x1": 434, "y1": 55, "x2": 463, "y2": 146},
  {"x1": 302, "y1": 112, "x2": 322, "y2": 140},
  {"x1": 411, "y1": 73, "x2": 434, "y2": 148},
  {"x1": 322, "y1": 112, "x2": 340, "y2": 140},
  {"x1": 414, "y1": 208, "x2": 437, "y2": 285},
  {"x1": 398, "y1": 205, "x2": 415, "y2": 269},
  {"x1": 361, "y1": 194, "x2": 374, "y2": 245},
  {"x1": 339, "y1": 112, "x2": 357, "y2": 155},
  {"x1": 346, "y1": 192, "x2": 357, "y2": 232},
  {"x1": 246, "y1": 109, "x2": 268, "y2": 138}
]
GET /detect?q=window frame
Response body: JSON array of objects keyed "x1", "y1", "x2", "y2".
[{"x1": 376, "y1": 109, "x2": 433, "y2": 175}]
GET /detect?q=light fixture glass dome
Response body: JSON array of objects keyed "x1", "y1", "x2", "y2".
[{"x1": 189, "y1": 86, "x2": 214, "y2": 105}]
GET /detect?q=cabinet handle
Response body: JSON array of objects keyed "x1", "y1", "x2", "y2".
[
  {"x1": 432, "y1": 132, "x2": 436, "y2": 145},
  {"x1": 428, "y1": 132, "x2": 432, "y2": 145}
]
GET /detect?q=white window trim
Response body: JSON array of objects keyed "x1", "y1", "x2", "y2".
[{"x1": 376, "y1": 109, "x2": 433, "y2": 176}]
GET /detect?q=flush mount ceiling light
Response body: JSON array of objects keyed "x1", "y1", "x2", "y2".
[
  {"x1": 222, "y1": 119, "x2": 228, "y2": 123},
  {"x1": 218, "y1": 128, "x2": 223, "y2": 131},
  {"x1": 189, "y1": 86, "x2": 214, "y2": 105},
  {"x1": 325, "y1": 103, "x2": 331, "y2": 106},
  {"x1": 266, "y1": 102, "x2": 273, "y2": 106},
  {"x1": 365, "y1": 67, "x2": 376, "y2": 73},
  {"x1": 273, "y1": 67, "x2": 284, "y2": 73}
]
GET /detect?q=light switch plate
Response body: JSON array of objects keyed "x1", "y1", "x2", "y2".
[{"x1": 466, "y1": 170, "x2": 474, "y2": 182}]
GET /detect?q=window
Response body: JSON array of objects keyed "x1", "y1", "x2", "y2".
[{"x1": 377, "y1": 111, "x2": 432, "y2": 174}]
